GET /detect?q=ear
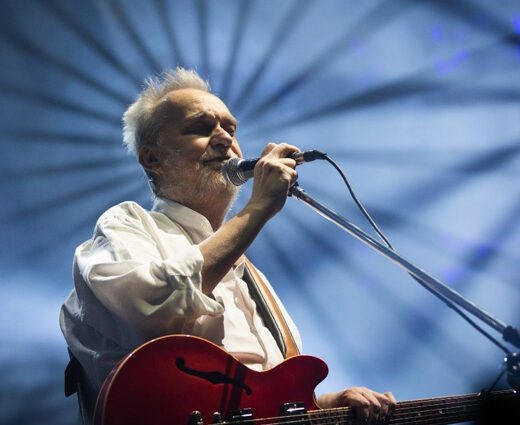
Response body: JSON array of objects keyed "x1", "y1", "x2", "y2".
[{"x1": 138, "y1": 144, "x2": 162, "y2": 175}]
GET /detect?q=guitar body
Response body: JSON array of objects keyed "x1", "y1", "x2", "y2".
[
  {"x1": 94, "y1": 335, "x2": 328, "y2": 425},
  {"x1": 94, "y1": 334, "x2": 519, "y2": 425}
]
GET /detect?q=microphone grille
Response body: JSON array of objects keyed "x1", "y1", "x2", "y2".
[{"x1": 222, "y1": 157, "x2": 250, "y2": 186}]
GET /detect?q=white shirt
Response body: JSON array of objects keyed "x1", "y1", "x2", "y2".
[{"x1": 60, "y1": 198, "x2": 301, "y2": 422}]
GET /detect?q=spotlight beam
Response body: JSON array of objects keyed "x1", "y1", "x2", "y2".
[
  {"x1": 0, "y1": 27, "x2": 131, "y2": 105},
  {"x1": 3, "y1": 128, "x2": 122, "y2": 148},
  {"x1": 425, "y1": 0, "x2": 520, "y2": 49},
  {"x1": 195, "y1": 0, "x2": 210, "y2": 78},
  {"x1": 242, "y1": 33, "x2": 520, "y2": 136},
  {"x1": 20, "y1": 184, "x2": 146, "y2": 262},
  {"x1": 347, "y1": 249, "x2": 479, "y2": 376},
  {"x1": 219, "y1": 0, "x2": 252, "y2": 102},
  {"x1": 278, "y1": 200, "x2": 495, "y2": 373},
  {"x1": 4, "y1": 170, "x2": 141, "y2": 224},
  {"x1": 394, "y1": 139, "x2": 520, "y2": 211},
  {"x1": 105, "y1": 0, "x2": 163, "y2": 74},
  {"x1": 239, "y1": 0, "x2": 415, "y2": 120},
  {"x1": 231, "y1": 0, "x2": 313, "y2": 113},
  {"x1": 0, "y1": 82, "x2": 121, "y2": 127},
  {"x1": 257, "y1": 229, "x2": 379, "y2": 383},
  {"x1": 295, "y1": 138, "x2": 520, "y2": 235},
  {"x1": 0, "y1": 157, "x2": 132, "y2": 181},
  {"x1": 299, "y1": 177, "x2": 520, "y2": 268},
  {"x1": 372, "y1": 197, "x2": 520, "y2": 365},
  {"x1": 311, "y1": 146, "x2": 520, "y2": 175},
  {"x1": 154, "y1": 0, "x2": 185, "y2": 67},
  {"x1": 41, "y1": 0, "x2": 143, "y2": 87},
  {"x1": 243, "y1": 79, "x2": 442, "y2": 135},
  {"x1": 457, "y1": 197, "x2": 520, "y2": 284}
]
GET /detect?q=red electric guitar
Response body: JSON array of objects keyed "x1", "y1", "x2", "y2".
[{"x1": 94, "y1": 335, "x2": 517, "y2": 425}]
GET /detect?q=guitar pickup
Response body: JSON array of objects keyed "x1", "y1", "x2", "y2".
[
  {"x1": 281, "y1": 402, "x2": 310, "y2": 424},
  {"x1": 226, "y1": 408, "x2": 253, "y2": 422}
]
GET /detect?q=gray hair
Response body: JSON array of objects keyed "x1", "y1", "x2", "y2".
[{"x1": 122, "y1": 67, "x2": 210, "y2": 154}]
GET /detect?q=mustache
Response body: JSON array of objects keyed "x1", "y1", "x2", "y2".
[{"x1": 200, "y1": 149, "x2": 237, "y2": 163}]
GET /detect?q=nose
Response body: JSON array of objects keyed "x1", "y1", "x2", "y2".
[{"x1": 209, "y1": 124, "x2": 233, "y2": 148}]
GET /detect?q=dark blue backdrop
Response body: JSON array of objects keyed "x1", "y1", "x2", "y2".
[{"x1": 1, "y1": 1, "x2": 519, "y2": 424}]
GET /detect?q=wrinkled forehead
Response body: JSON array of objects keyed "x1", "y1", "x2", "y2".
[{"x1": 164, "y1": 88, "x2": 235, "y2": 122}]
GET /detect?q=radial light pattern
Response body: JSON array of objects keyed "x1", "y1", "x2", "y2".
[{"x1": 0, "y1": 1, "x2": 519, "y2": 424}]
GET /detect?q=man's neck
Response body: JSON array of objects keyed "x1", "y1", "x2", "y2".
[
  {"x1": 187, "y1": 200, "x2": 228, "y2": 231},
  {"x1": 165, "y1": 191, "x2": 234, "y2": 231}
]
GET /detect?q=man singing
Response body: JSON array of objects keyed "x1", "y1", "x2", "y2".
[{"x1": 60, "y1": 68, "x2": 396, "y2": 425}]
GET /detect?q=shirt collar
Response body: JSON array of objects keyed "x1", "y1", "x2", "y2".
[
  {"x1": 152, "y1": 197, "x2": 214, "y2": 244},
  {"x1": 151, "y1": 197, "x2": 246, "y2": 274}
]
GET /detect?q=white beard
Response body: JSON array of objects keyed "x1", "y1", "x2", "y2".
[{"x1": 160, "y1": 152, "x2": 240, "y2": 212}]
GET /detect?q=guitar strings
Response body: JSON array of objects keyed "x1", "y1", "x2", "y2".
[
  {"x1": 298, "y1": 403, "x2": 476, "y2": 424},
  {"x1": 224, "y1": 407, "x2": 476, "y2": 425},
  {"x1": 389, "y1": 389, "x2": 513, "y2": 407},
  {"x1": 216, "y1": 410, "x2": 471, "y2": 425},
  {"x1": 214, "y1": 402, "x2": 483, "y2": 425},
  {"x1": 389, "y1": 392, "x2": 514, "y2": 416},
  {"x1": 222, "y1": 408, "x2": 476, "y2": 425},
  {"x1": 210, "y1": 390, "x2": 514, "y2": 425},
  {"x1": 212, "y1": 391, "x2": 515, "y2": 425}
]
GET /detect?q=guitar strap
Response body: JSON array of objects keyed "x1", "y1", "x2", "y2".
[{"x1": 242, "y1": 256, "x2": 300, "y2": 358}]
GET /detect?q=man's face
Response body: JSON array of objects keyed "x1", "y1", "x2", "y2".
[{"x1": 153, "y1": 88, "x2": 242, "y2": 202}]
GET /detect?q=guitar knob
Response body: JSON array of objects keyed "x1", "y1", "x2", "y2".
[
  {"x1": 188, "y1": 410, "x2": 204, "y2": 425},
  {"x1": 211, "y1": 412, "x2": 223, "y2": 423}
]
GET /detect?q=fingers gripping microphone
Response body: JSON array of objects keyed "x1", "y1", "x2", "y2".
[{"x1": 222, "y1": 150, "x2": 327, "y2": 186}]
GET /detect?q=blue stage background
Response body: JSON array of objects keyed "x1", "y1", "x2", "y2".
[{"x1": 1, "y1": 1, "x2": 519, "y2": 423}]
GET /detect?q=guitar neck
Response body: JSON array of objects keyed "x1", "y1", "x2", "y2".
[{"x1": 308, "y1": 390, "x2": 516, "y2": 425}]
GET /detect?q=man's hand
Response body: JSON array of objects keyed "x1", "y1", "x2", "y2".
[
  {"x1": 199, "y1": 142, "x2": 300, "y2": 294},
  {"x1": 317, "y1": 387, "x2": 396, "y2": 425},
  {"x1": 247, "y1": 142, "x2": 299, "y2": 220}
]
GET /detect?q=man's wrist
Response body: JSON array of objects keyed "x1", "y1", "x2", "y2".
[{"x1": 241, "y1": 199, "x2": 274, "y2": 225}]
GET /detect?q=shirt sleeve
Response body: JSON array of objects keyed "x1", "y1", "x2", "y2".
[{"x1": 76, "y1": 208, "x2": 224, "y2": 339}]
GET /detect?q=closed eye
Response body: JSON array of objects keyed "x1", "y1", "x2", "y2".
[
  {"x1": 225, "y1": 126, "x2": 236, "y2": 137},
  {"x1": 183, "y1": 120, "x2": 213, "y2": 136}
]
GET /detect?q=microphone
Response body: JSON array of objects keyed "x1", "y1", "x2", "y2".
[{"x1": 222, "y1": 149, "x2": 326, "y2": 186}]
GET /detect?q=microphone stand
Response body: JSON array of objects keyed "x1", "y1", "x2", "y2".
[{"x1": 289, "y1": 183, "x2": 520, "y2": 389}]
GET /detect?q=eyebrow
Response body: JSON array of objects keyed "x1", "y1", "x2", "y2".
[{"x1": 183, "y1": 112, "x2": 237, "y2": 127}]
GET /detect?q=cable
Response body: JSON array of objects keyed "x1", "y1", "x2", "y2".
[
  {"x1": 322, "y1": 153, "x2": 512, "y2": 355},
  {"x1": 485, "y1": 368, "x2": 506, "y2": 393},
  {"x1": 323, "y1": 155, "x2": 394, "y2": 249}
]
